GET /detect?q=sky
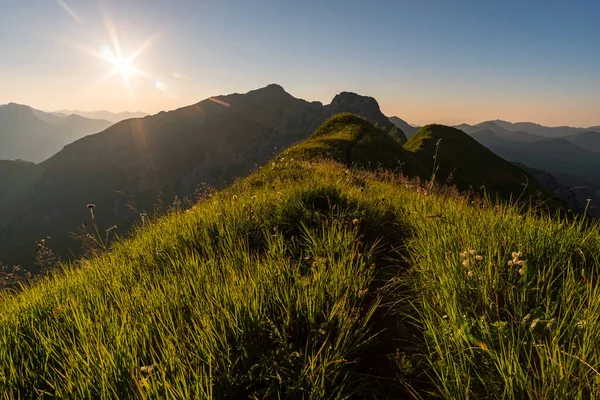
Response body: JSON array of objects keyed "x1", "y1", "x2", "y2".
[{"x1": 1, "y1": 0, "x2": 600, "y2": 126}]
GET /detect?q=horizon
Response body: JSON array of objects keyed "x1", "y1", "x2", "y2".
[
  {"x1": 2, "y1": 85, "x2": 600, "y2": 130},
  {"x1": 2, "y1": 0, "x2": 600, "y2": 126}
]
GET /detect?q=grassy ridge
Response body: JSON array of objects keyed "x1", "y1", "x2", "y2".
[{"x1": 0, "y1": 115, "x2": 598, "y2": 398}]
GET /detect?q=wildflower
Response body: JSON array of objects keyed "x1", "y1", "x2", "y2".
[
  {"x1": 475, "y1": 255, "x2": 483, "y2": 261},
  {"x1": 140, "y1": 365, "x2": 154, "y2": 375},
  {"x1": 352, "y1": 218, "x2": 360, "y2": 225},
  {"x1": 518, "y1": 268, "x2": 525, "y2": 275},
  {"x1": 232, "y1": 195, "x2": 238, "y2": 200},
  {"x1": 250, "y1": 208, "x2": 254, "y2": 213},
  {"x1": 517, "y1": 260, "x2": 525, "y2": 266},
  {"x1": 530, "y1": 318, "x2": 540, "y2": 331},
  {"x1": 469, "y1": 249, "x2": 477, "y2": 255},
  {"x1": 459, "y1": 251, "x2": 468, "y2": 258},
  {"x1": 87, "y1": 203, "x2": 96, "y2": 209},
  {"x1": 462, "y1": 260, "x2": 469, "y2": 267},
  {"x1": 467, "y1": 270, "x2": 473, "y2": 277},
  {"x1": 507, "y1": 260, "x2": 514, "y2": 266}
]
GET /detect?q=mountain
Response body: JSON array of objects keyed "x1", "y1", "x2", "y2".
[
  {"x1": 1, "y1": 113, "x2": 598, "y2": 398},
  {"x1": 563, "y1": 131, "x2": 600, "y2": 153},
  {"x1": 53, "y1": 109, "x2": 148, "y2": 123},
  {"x1": 0, "y1": 85, "x2": 403, "y2": 268},
  {"x1": 470, "y1": 131, "x2": 600, "y2": 216},
  {"x1": 459, "y1": 121, "x2": 545, "y2": 143},
  {"x1": 470, "y1": 131, "x2": 600, "y2": 183},
  {"x1": 0, "y1": 103, "x2": 113, "y2": 162},
  {"x1": 404, "y1": 125, "x2": 557, "y2": 203},
  {"x1": 282, "y1": 113, "x2": 426, "y2": 176},
  {"x1": 389, "y1": 116, "x2": 419, "y2": 139},
  {"x1": 460, "y1": 119, "x2": 600, "y2": 138}
]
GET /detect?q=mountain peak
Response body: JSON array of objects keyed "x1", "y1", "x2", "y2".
[{"x1": 325, "y1": 91, "x2": 394, "y2": 131}]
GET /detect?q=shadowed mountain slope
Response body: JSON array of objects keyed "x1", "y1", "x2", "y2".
[{"x1": 564, "y1": 131, "x2": 600, "y2": 153}]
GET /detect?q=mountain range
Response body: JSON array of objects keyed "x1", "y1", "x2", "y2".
[
  {"x1": 0, "y1": 85, "x2": 595, "y2": 268},
  {"x1": 52, "y1": 109, "x2": 148, "y2": 123},
  {"x1": 389, "y1": 117, "x2": 600, "y2": 216},
  {"x1": 0, "y1": 85, "x2": 410, "y2": 267},
  {"x1": 0, "y1": 103, "x2": 114, "y2": 163}
]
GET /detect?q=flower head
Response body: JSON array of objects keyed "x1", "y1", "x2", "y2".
[
  {"x1": 87, "y1": 203, "x2": 96, "y2": 209},
  {"x1": 467, "y1": 270, "x2": 473, "y2": 277}
]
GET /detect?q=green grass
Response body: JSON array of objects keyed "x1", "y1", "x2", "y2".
[{"x1": 0, "y1": 115, "x2": 598, "y2": 398}]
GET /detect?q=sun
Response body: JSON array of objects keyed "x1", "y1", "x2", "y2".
[{"x1": 112, "y1": 57, "x2": 134, "y2": 80}]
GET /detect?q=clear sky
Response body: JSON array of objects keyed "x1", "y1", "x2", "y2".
[{"x1": 1, "y1": 0, "x2": 599, "y2": 126}]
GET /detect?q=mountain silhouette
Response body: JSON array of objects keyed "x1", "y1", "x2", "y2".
[
  {"x1": 0, "y1": 85, "x2": 404, "y2": 268},
  {"x1": 0, "y1": 103, "x2": 113, "y2": 163}
]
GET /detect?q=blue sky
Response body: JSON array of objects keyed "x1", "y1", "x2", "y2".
[{"x1": 1, "y1": 0, "x2": 599, "y2": 126}]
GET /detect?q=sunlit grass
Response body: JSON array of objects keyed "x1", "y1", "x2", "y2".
[{"x1": 0, "y1": 134, "x2": 599, "y2": 397}]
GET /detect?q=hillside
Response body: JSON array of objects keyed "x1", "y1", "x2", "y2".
[
  {"x1": 405, "y1": 125, "x2": 558, "y2": 203},
  {"x1": 0, "y1": 86, "x2": 403, "y2": 268},
  {"x1": 0, "y1": 114, "x2": 598, "y2": 398},
  {"x1": 0, "y1": 103, "x2": 113, "y2": 162}
]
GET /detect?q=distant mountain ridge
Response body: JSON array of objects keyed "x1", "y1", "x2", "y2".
[
  {"x1": 456, "y1": 119, "x2": 600, "y2": 139},
  {"x1": 0, "y1": 103, "x2": 113, "y2": 163},
  {"x1": 53, "y1": 109, "x2": 148, "y2": 123}
]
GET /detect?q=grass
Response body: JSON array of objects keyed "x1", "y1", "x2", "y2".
[{"x1": 0, "y1": 115, "x2": 598, "y2": 398}]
